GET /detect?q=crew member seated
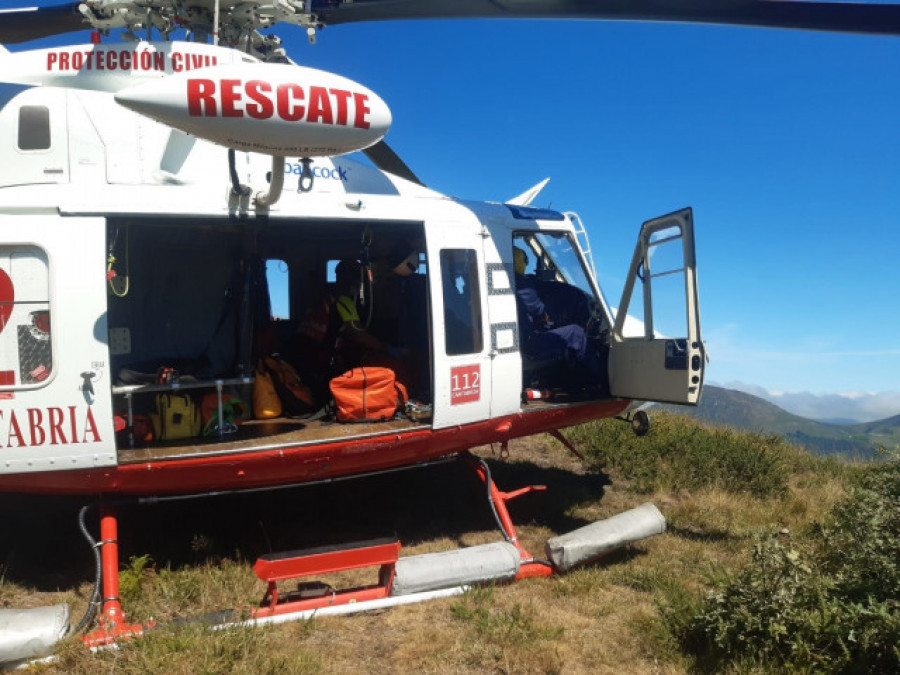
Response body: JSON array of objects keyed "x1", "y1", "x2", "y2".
[
  {"x1": 326, "y1": 259, "x2": 407, "y2": 377},
  {"x1": 513, "y1": 246, "x2": 598, "y2": 385},
  {"x1": 371, "y1": 246, "x2": 430, "y2": 398},
  {"x1": 288, "y1": 267, "x2": 338, "y2": 399}
]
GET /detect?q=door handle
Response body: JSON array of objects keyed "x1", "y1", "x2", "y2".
[{"x1": 80, "y1": 371, "x2": 96, "y2": 396}]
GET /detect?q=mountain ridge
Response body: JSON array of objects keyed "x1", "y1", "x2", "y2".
[{"x1": 656, "y1": 385, "x2": 900, "y2": 459}]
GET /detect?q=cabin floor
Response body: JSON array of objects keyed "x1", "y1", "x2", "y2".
[
  {"x1": 114, "y1": 399, "x2": 569, "y2": 465},
  {"x1": 116, "y1": 415, "x2": 426, "y2": 464}
]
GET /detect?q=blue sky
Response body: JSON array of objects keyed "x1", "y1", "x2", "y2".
[
  {"x1": 291, "y1": 18, "x2": 900, "y2": 420},
  {"x1": 9, "y1": 6, "x2": 900, "y2": 420}
]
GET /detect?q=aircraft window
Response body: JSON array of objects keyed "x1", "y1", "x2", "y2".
[
  {"x1": 266, "y1": 259, "x2": 290, "y2": 320},
  {"x1": 440, "y1": 249, "x2": 483, "y2": 356},
  {"x1": 643, "y1": 224, "x2": 689, "y2": 338},
  {"x1": 17, "y1": 106, "x2": 51, "y2": 151},
  {"x1": 0, "y1": 246, "x2": 53, "y2": 388},
  {"x1": 521, "y1": 232, "x2": 598, "y2": 299}
]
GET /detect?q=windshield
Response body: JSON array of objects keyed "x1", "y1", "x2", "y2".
[
  {"x1": 513, "y1": 230, "x2": 612, "y2": 334},
  {"x1": 516, "y1": 231, "x2": 597, "y2": 298}
]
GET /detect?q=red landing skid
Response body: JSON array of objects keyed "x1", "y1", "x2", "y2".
[
  {"x1": 241, "y1": 452, "x2": 553, "y2": 626},
  {"x1": 83, "y1": 450, "x2": 561, "y2": 644}
]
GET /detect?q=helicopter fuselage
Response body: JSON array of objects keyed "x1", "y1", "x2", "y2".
[{"x1": 0, "y1": 43, "x2": 704, "y2": 498}]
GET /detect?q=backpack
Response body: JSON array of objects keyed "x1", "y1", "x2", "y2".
[
  {"x1": 329, "y1": 366, "x2": 408, "y2": 423},
  {"x1": 262, "y1": 356, "x2": 317, "y2": 416},
  {"x1": 253, "y1": 363, "x2": 282, "y2": 419},
  {"x1": 151, "y1": 393, "x2": 201, "y2": 441}
]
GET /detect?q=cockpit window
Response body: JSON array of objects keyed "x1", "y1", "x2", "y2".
[
  {"x1": 518, "y1": 232, "x2": 597, "y2": 298},
  {"x1": 513, "y1": 231, "x2": 613, "y2": 336}
]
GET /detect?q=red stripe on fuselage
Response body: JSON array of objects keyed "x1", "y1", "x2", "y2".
[{"x1": 0, "y1": 401, "x2": 628, "y2": 496}]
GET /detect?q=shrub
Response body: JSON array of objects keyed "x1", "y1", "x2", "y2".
[
  {"x1": 820, "y1": 464, "x2": 900, "y2": 603},
  {"x1": 675, "y1": 457, "x2": 900, "y2": 673}
]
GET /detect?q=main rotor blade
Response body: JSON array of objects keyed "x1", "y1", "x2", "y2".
[
  {"x1": 0, "y1": 4, "x2": 85, "y2": 44},
  {"x1": 363, "y1": 140, "x2": 424, "y2": 186},
  {"x1": 3, "y1": 1, "x2": 899, "y2": 44},
  {"x1": 311, "y1": 0, "x2": 900, "y2": 36}
]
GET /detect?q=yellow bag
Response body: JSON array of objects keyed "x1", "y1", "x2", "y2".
[
  {"x1": 262, "y1": 356, "x2": 316, "y2": 415},
  {"x1": 253, "y1": 362, "x2": 282, "y2": 419},
  {"x1": 151, "y1": 393, "x2": 201, "y2": 441}
]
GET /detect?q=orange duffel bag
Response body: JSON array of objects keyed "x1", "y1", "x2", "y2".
[{"x1": 329, "y1": 366, "x2": 408, "y2": 423}]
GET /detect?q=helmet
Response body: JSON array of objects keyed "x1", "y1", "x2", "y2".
[
  {"x1": 513, "y1": 247, "x2": 528, "y2": 275},
  {"x1": 335, "y1": 259, "x2": 359, "y2": 287}
]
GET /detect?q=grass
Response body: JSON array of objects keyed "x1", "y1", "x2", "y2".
[
  {"x1": 449, "y1": 586, "x2": 566, "y2": 671},
  {"x1": 1, "y1": 411, "x2": 894, "y2": 673}
]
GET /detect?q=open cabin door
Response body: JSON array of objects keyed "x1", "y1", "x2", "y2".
[
  {"x1": 427, "y1": 218, "x2": 493, "y2": 429},
  {"x1": 608, "y1": 208, "x2": 704, "y2": 405}
]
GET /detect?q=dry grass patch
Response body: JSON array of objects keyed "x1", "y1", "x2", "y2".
[
  {"x1": 446, "y1": 585, "x2": 566, "y2": 672},
  {"x1": 46, "y1": 621, "x2": 324, "y2": 675}
]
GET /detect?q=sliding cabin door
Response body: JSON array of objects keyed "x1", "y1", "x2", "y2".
[
  {"x1": 427, "y1": 219, "x2": 492, "y2": 428},
  {"x1": 0, "y1": 215, "x2": 116, "y2": 475}
]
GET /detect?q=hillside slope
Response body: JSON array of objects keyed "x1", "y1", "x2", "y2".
[{"x1": 657, "y1": 385, "x2": 897, "y2": 458}]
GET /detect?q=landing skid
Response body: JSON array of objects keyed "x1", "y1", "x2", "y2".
[{"x1": 77, "y1": 449, "x2": 664, "y2": 648}]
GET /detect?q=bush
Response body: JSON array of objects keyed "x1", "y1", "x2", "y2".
[
  {"x1": 820, "y1": 463, "x2": 900, "y2": 603},
  {"x1": 675, "y1": 458, "x2": 900, "y2": 673}
]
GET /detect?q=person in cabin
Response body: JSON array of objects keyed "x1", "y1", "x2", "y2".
[
  {"x1": 326, "y1": 259, "x2": 407, "y2": 376},
  {"x1": 288, "y1": 267, "x2": 339, "y2": 399},
  {"x1": 513, "y1": 246, "x2": 599, "y2": 383},
  {"x1": 378, "y1": 245, "x2": 429, "y2": 398},
  {"x1": 369, "y1": 244, "x2": 426, "y2": 344}
]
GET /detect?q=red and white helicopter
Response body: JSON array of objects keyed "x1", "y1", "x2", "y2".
[{"x1": 0, "y1": 0, "x2": 896, "y2": 663}]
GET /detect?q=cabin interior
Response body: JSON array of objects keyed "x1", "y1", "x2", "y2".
[{"x1": 105, "y1": 217, "x2": 610, "y2": 459}]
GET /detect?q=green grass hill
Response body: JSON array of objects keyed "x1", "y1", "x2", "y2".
[{"x1": 657, "y1": 385, "x2": 900, "y2": 459}]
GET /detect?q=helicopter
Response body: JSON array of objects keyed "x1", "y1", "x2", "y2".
[{"x1": 0, "y1": 0, "x2": 896, "y2": 663}]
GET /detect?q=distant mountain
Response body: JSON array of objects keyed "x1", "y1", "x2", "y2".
[{"x1": 656, "y1": 386, "x2": 900, "y2": 459}]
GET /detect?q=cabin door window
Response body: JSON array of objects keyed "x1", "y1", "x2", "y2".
[
  {"x1": 440, "y1": 249, "x2": 483, "y2": 356},
  {"x1": 0, "y1": 245, "x2": 52, "y2": 390}
]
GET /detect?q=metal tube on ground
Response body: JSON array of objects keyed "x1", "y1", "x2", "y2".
[
  {"x1": 390, "y1": 542, "x2": 521, "y2": 597},
  {"x1": 545, "y1": 502, "x2": 666, "y2": 572},
  {"x1": 225, "y1": 587, "x2": 468, "y2": 629},
  {"x1": 0, "y1": 605, "x2": 70, "y2": 666}
]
